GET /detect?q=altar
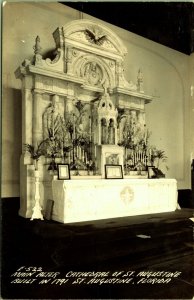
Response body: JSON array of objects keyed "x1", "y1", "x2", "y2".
[
  {"x1": 15, "y1": 19, "x2": 175, "y2": 222},
  {"x1": 51, "y1": 178, "x2": 178, "y2": 223}
]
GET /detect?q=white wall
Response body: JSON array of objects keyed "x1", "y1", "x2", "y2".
[{"x1": 2, "y1": 2, "x2": 192, "y2": 197}]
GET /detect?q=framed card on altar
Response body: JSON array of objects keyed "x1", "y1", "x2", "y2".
[
  {"x1": 57, "y1": 164, "x2": 71, "y2": 180},
  {"x1": 105, "y1": 164, "x2": 123, "y2": 179}
]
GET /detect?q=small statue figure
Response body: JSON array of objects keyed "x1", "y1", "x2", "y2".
[
  {"x1": 108, "y1": 119, "x2": 115, "y2": 144},
  {"x1": 101, "y1": 118, "x2": 108, "y2": 144}
]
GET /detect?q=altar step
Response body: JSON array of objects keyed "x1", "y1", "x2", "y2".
[
  {"x1": 2, "y1": 203, "x2": 194, "y2": 299},
  {"x1": 25, "y1": 209, "x2": 194, "y2": 270},
  {"x1": 48, "y1": 221, "x2": 193, "y2": 269}
]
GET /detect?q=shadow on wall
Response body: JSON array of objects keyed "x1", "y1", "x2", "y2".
[{"x1": 2, "y1": 88, "x2": 22, "y2": 196}]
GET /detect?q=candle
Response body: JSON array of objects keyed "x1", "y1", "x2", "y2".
[
  {"x1": 73, "y1": 114, "x2": 75, "y2": 140},
  {"x1": 82, "y1": 149, "x2": 84, "y2": 162},
  {"x1": 79, "y1": 146, "x2": 81, "y2": 159},
  {"x1": 76, "y1": 146, "x2": 79, "y2": 158},
  {"x1": 144, "y1": 126, "x2": 147, "y2": 144},
  {"x1": 89, "y1": 116, "x2": 92, "y2": 142}
]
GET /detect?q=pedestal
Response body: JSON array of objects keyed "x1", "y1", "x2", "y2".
[
  {"x1": 97, "y1": 145, "x2": 124, "y2": 177},
  {"x1": 31, "y1": 170, "x2": 44, "y2": 221}
]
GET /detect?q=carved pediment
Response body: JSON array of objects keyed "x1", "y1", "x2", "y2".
[
  {"x1": 60, "y1": 19, "x2": 127, "y2": 57},
  {"x1": 68, "y1": 27, "x2": 118, "y2": 53}
]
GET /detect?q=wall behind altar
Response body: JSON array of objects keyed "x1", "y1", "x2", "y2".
[
  {"x1": 2, "y1": 2, "x2": 192, "y2": 197},
  {"x1": 190, "y1": 53, "x2": 194, "y2": 158}
]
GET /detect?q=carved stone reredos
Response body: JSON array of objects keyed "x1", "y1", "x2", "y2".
[
  {"x1": 52, "y1": 19, "x2": 128, "y2": 90},
  {"x1": 97, "y1": 92, "x2": 118, "y2": 121},
  {"x1": 54, "y1": 19, "x2": 128, "y2": 57},
  {"x1": 15, "y1": 19, "x2": 155, "y2": 103}
]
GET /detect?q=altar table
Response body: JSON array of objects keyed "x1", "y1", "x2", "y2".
[{"x1": 51, "y1": 179, "x2": 178, "y2": 223}]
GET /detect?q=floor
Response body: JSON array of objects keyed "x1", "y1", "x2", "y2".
[{"x1": 1, "y1": 198, "x2": 194, "y2": 299}]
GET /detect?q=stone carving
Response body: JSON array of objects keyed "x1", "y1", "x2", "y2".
[
  {"x1": 120, "y1": 186, "x2": 134, "y2": 205},
  {"x1": 33, "y1": 36, "x2": 42, "y2": 55},
  {"x1": 84, "y1": 28, "x2": 107, "y2": 46},
  {"x1": 83, "y1": 62, "x2": 102, "y2": 86},
  {"x1": 106, "y1": 153, "x2": 119, "y2": 165},
  {"x1": 15, "y1": 19, "x2": 156, "y2": 220},
  {"x1": 43, "y1": 96, "x2": 64, "y2": 140},
  {"x1": 45, "y1": 48, "x2": 62, "y2": 65},
  {"x1": 137, "y1": 68, "x2": 144, "y2": 93},
  {"x1": 75, "y1": 105, "x2": 91, "y2": 140},
  {"x1": 33, "y1": 36, "x2": 43, "y2": 66}
]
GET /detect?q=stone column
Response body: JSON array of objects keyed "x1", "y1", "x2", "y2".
[
  {"x1": 66, "y1": 47, "x2": 73, "y2": 75},
  {"x1": 32, "y1": 90, "x2": 43, "y2": 146},
  {"x1": 22, "y1": 87, "x2": 33, "y2": 152},
  {"x1": 114, "y1": 121, "x2": 118, "y2": 145},
  {"x1": 98, "y1": 119, "x2": 101, "y2": 145}
]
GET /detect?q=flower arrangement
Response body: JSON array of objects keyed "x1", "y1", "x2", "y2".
[
  {"x1": 151, "y1": 147, "x2": 168, "y2": 170},
  {"x1": 24, "y1": 141, "x2": 47, "y2": 170}
]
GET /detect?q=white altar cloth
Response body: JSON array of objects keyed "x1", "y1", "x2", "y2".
[{"x1": 51, "y1": 179, "x2": 178, "y2": 223}]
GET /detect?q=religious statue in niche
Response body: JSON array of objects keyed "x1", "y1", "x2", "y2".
[
  {"x1": 76, "y1": 112, "x2": 90, "y2": 140},
  {"x1": 108, "y1": 119, "x2": 115, "y2": 144},
  {"x1": 117, "y1": 109, "x2": 130, "y2": 144},
  {"x1": 84, "y1": 62, "x2": 102, "y2": 86},
  {"x1": 43, "y1": 97, "x2": 64, "y2": 139},
  {"x1": 101, "y1": 118, "x2": 108, "y2": 144},
  {"x1": 42, "y1": 97, "x2": 71, "y2": 169}
]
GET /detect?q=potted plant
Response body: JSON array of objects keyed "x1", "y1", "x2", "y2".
[{"x1": 151, "y1": 148, "x2": 168, "y2": 178}]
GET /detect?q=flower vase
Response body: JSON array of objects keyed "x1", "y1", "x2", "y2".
[
  {"x1": 31, "y1": 167, "x2": 44, "y2": 221},
  {"x1": 48, "y1": 155, "x2": 57, "y2": 174}
]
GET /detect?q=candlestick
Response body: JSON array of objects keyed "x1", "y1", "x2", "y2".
[
  {"x1": 82, "y1": 149, "x2": 84, "y2": 162},
  {"x1": 79, "y1": 146, "x2": 81, "y2": 159},
  {"x1": 73, "y1": 114, "x2": 75, "y2": 140},
  {"x1": 89, "y1": 116, "x2": 92, "y2": 142}
]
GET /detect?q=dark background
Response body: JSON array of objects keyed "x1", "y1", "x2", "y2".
[{"x1": 63, "y1": 2, "x2": 194, "y2": 55}]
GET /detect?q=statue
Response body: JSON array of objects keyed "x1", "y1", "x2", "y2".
[
  {"x1": 101, "y1": 118, "x2": 108, "y2": 144},
  {"x1": 43, "y1": 100, "x2": 56, "y2": 139},
  {"x1": 108, "y1": 119, "x2": 115, "y2": 144},
  {"x1": 76, "y1": 113, "x2": 90, "y2": 139}
]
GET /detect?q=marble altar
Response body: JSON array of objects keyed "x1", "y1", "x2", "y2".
[
  {"x1": 15, "y1": 19, "x2": 170, "y2": 221},
  {"x1": 52, "y1": 179, "x2": 178, "y2": 223}
]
